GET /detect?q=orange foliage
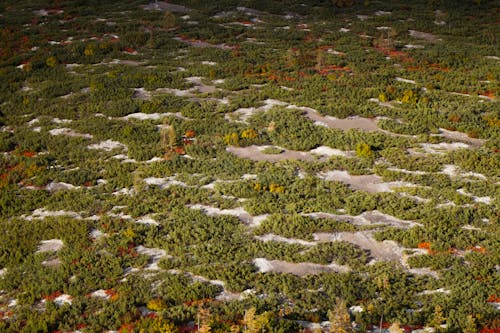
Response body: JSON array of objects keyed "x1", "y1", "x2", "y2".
[
  {"x1": 468, "y1": 245, "x2": 487, "y2": 253},
  {"x1": 487, "y1": 295, "x2": 500, "y2": 303},
  {"x1": 20, "y1": 150, "x2": 36, "y2": 157},
  {"x1": 479, "y1": 91, "x2": 495, "y2": 99},
  {"x1": 105, "y1": 289, "x2": 119, "y2": 301},
  {"x1": 317, "y1": 65, "x2": 351, "y2": 75},
  {"x1": 417, "y1": 242, "x2": 431, "y2": 249},
  {"x1": 44, "y1": 291, "x2": 62, "y2": 301},
  {"x1": 174, "y1": 146, "x2": 185, "y2": 155},
  {"x1": 429, "y1": 63, "x2": 450, "y2": 72},
  {"x1": 185, "y1": 130, "x2": 196, "y2": 138},
  {"x1": 118, "y1": 323, "x2": 134, "y2": 333}
]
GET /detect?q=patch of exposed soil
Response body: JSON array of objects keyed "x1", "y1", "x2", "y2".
[
  {"x1": 227, "y1": 145, "x2": 317, "y2": 162},
  {"x1": 253, "y1": 258, "x2": 350, "y2": 276}
]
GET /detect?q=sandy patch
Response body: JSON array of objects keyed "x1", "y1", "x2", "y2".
[
  {"x1": 90, "y1": 289, "x2": 111, "y2": 299},
  {"x1": 307, "y1": 210, "x2": 420, "y2": 228},
  {"x1": 419, "y1": 288, "x2": 450, "y2": 295},
  {"x1": 253, "y1": 258, "x2": 350, "y2": 276},
  {"x1": 301, "y1": 107, "x2": 381, "y2": 131},
  {"x1": 37, "y1": 239, "x2": 64, "y2": 253},
  {"x1": 368, "y1": 97, "x2": 395, "y2": 108},
  {"x1": 314, "y1": 231, "x2": 403, "y2": 262},
  {"x1": 396, "y1": 77, "x2": 416, "y2": 84},
  {"x1": 404, "y1": 44, "x2": 425, "y2": 49},
  {"x1": 255, "y1": 233, "x2": 317, "y2": 246},
  {"x1": 189, "y1": 204, "x2": 251, "y2": 223},
  {"x1": 227, "y1": 145, "x2": 316, "y2": 162},
  {"x1": 136, "y1": 216, "x2": 159, "y2": 226},
  {"x1": 89, "y1": 228, "x2": 106, "y2": 240},
  {"x1": 155, "y1": 87, "x2": 196, "y2": 98},
  {"x1": 42, "y1": 258, "x2": 62, "y2": 267},
  {"x1": 228, "y1": 99, "x2": 288, "y2": 123},
  {"x1": 318, "y1": 170, "x2": 416, "y2": 193},
  {"x1": 27, "y1": 118, "x2": 39, "y2": 126},
  {"x1": 44, "y1": 294, "x2": 73, "y2": 306},
  {"x1": 88, "y1": 140, "x2": 127, "y2": 151},
  {"x1": 123, "y1": 112, "x2": 186, "y2": 121},
  {"x1": 408, "y1": 267, "x2": 440, "y2": 278},
  {"x1": 132, "y1": 88, "x2": 151, "y2": 100},
  {"x1": 49, "y1": 128, "x2": 93, "y2": 139},
  {"x1": 185, "y1": 76, "x2": 217, "y2": 93},
  {"x1": 438, "y1": 128, "x2": 484, "y2": 147},
  {"x1": 112, "y1": 154, "x2": 137, "y2": 163},
  {"x1": 173, "y1": 37, "x2": 235, "y2": 50},
  {"x1": 142, "y1": 1, "x2": 190, "y2": 13},
  {"x1": 188, "y1": 204, "x2": 268, "y2": 227},
  {"x1": 386, "y1": 167, "x2": 428, "y2": 175},
  {"x1": 24, "y1": 208, "x2": 82, "y2": 220},
  {"x1": 46, "y1": 181, "x2": 80, "y2": 192},
  {"x1": 419, "y1": 142, "x2": 470, "y2": 154},
  {"x1": 457, "y1": 189, "x2": 492, "y2": 205},
  {"x1": 144, "y1": 177, "x2": 187, "y2": 188},
  {"x1": 409, "y1": 30, "x2": 441, "y2": 43},
  {"x1": 441, "y1": 164, "x2": 487, "y2": 180},
  {"x1": 112, "y1": 188, "x2": 135, "y2": 196},
  {"x1": 136, "y1": 245, "x2": 166, "y2": 270},
  {"x1": 310, "y1": 146, "x2": 352, "y2": 157},
  {"x1": 52, "y1": 118, "x2": 72, "y2": 124}
]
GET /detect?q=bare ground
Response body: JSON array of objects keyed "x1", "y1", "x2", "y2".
[
  {"x1": 253, "y1": 258, "x2": 350, "y2": 276},
  {"x1": 317, "y1": 170, "x2": 416, "y2": 193},
  {"x1": 227, "y1": 145, "x2": 317, "y2": 162}
]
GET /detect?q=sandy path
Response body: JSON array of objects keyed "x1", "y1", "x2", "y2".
[
  {"x1": 142, "y1": 1, "x2": 190, "y2": 13},
  {"x1": 136, "y1": 245, "x2": 166, "y2": 270},
  {"x1": 438, "y1": 128, "x2": 484, "y2": 147},
  {"x1": 189, "y1": 203, "x2": 268, "y2": 226},
  {"x1": 253, "y1": 258, "x2": 350, "y2": 276},
  {"x1": 37, "y1": 239, "x2": 64, "y2": 253},
  {"x1": 318, "y1": 170, "x2": 416, "y2": 193},
  {"x1": 227, "y1": 145, "x2": 316, "y2": 162},
  {"x1": 303, "y1": 108, "x2": 381, "y2": 131},
  {"x1": 305, "y1": 210, "x2": 421, "y2": 228},
  {"x1": 314, "y1": 231, "x2": 403, "y2": 262},
  {"x1": 173, "y1": 37, "x2": 235, "y2": 50}
]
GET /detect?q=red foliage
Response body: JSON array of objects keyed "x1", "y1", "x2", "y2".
[
  {"x1": 124, "y1": 47, "x2": 136, "y2": 54},
  {"x1": 468, "y1": 246, "x2": 488, "y2": 254},
  {"x1": 118, "y1": 323, "x2": 134, "y2": 333},
  {"x1": 480, "y1": 328, "x2": 500, "y2": 333},
  {"x1": 104, "y1": 289, "x2": 117, "y2": 297},
  {"x1": 179, "y1": 325, "x2": 197, "y2": 333},
  {"x1": 487, "y1": 294, "x2": 500, "y2": 303},
  {"x1": 174, "y1": 146, "x2": 186, "y2": 155},
  {"x1": 479, "y1": 91, "x2": 495, "y2": 99},
  {"x1": 44, "y1": 290, "x2": 62, "y2": 301},
  {"x1": 429, "y1": 63, "x2": 450, "y2": 72},
  {"x1": 20, "y1": 150, "x2": 36, "y2": 158}
]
